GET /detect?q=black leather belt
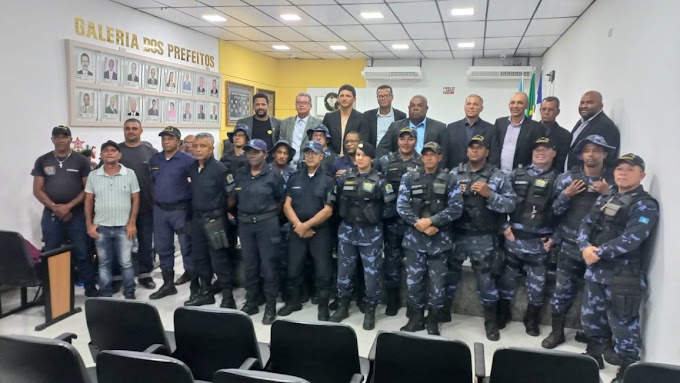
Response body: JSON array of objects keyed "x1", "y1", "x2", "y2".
[
  {"x1": 512, "y1": 229, "x2": 545, "y2": 240},
  {"x1": 198, "y1": 209, "x2": 224, "y2": 218},
  {"x1": 156, "y1": 201, "x2": 190, "y2": 211},
  {"x1": 239, "y1": 209, "x2": 278, "y2": 224}
]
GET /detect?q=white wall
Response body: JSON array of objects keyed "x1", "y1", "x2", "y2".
[
  {"x1": 0, "y1": 0, "x2": 219, "y2": 244},
  {"x1": 541, "y1": 0, "x2": 680, "y2": 364},
  {"x1": 366, "y1": 58, "x2": 542, "y2": 124}
]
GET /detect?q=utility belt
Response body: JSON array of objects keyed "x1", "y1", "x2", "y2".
[
  {"x1": 561, "y1": 235, "x2": 578, "y2": 247},
  {"x1": 458, "y1": 228, "x2": 495, "y2": 237},
  {"x1": 238, "y1": 209, "x2": 278, "y2": 224},
  {"x1": 156, "y1": 201, "x2": 190, "y2": 211},
  {"x1": 511, "y1": 229, "x2": 545, "y2": 240},
  {"x1": 197, "y1": 209, "x2": 224, "y2": 219},
  {"x1": 196, "y1": 209, "x2": 229, "y2": 250}
]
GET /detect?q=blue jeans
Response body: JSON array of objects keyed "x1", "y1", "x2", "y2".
[
  {"x1": 41, "y1": 209, "x2": 95, "y2": 286},
  {"x1": 95, "y1": 226, "x2": 135, "y2": 296}
]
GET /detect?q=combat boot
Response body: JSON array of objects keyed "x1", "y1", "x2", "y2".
[
  {"x1": 523, "y1": 304, "x2": 543, "y2": 336},
  {"x1": 278, "y1": 286, "x2": 302, "y2": 316},
  {"x1": 150, "y1": 271, "x2": 177, "y2": 300},
  {"x1": 438, "y1": 298, "x2": 453, "y2": 323},
  {"x1": 541, "y1": 314, "x2": 566, "y2": 349},
  {"x1": 426, "y1": 308, "x2": 440, "y2": 336},
  {"x1": 175, "y1": 271, "x2": 192, "y2": 285},
  {"x1": 604, "y1": 340, "x2": 622, "y2": 366},
  {"x1": 385, "y1": 287, "x2": 400, "y2": 316},
  {"x1": 262, "y1": 297, "x2": 277, "y2": 325},
  {"x1": 363, "y1": 304, "x2": 376, "y2": 330},
  {"x1": 583, "y1": 342, "x2": 606, "y2": 369},
  {"x1": 401, "y1": 306, "x2": 425, "y2": 332},
  {"x1": 184, "y1": 277, "x2": 215, "y2": 306},
  {"x1": 220, "y1": 288, "x2": 236, "y2": 309},
  {"x1": 241, "y1": 290, "x2": 261, "y2": 315},
  {"x1": 317, "y1": 290, "x2": 331, "y2": 321},
  {"x1": 329, "y1": 297, "x2": 351, "y2": 323},
  {"x1": 611, "y1": 361, "x2": 632, "y2": 383},
  {"x1": 189, "y1": 277, "x2": 200, "y2": 300},
  {"x1": 483, "y1": 302, "x2": 500, "y2": 341},
  {"x1": 497, "y1": 299, "x2": 512, "y2": 329}
]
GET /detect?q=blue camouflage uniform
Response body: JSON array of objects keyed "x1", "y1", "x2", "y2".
[
  {"x1": 499, "y1": 164, "x2": 559, "y2": 306},
  {"x1": 397, "y1": 169, "x2": 463, "y2": 310},
  {"x1": 336, "y1": 167, "x2": 394, "y2": 305},
  {"x1": 578, "y1": 184, "x2": 659, "y2": 365}
]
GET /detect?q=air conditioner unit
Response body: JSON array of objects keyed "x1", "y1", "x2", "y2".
[
  {"x1": 467, "y1": 66, "x2": 534, "y2": 80},
  {"x1": 361, "y1": 67, "x2": 423, "y2": 80}
]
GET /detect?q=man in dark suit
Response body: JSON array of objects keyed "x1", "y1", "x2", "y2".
[
  {"x1": 539, "y1": 96, "x2": 571, "y2": 172},
  {"x1": 567, "y1": 91, "x2": 620, "y2": 169},
  {"x1": 77, "y1": 53, "x2": 93, "y2": 76},
  {"x1": 363, "y1": 85, "x2": 407, "y2": 146},
  {"x1": 127, "y1": 63, "x2": 139, "y2": 82},
  {"x1": 104, "y1": 59, "x2": 117, "y2": 80},
  {"x1": 377, "y1": 95, "x2": 446, "y2": 158},
  {"x1": 442, "y1": 94, "x2": 495, "y2": 170},
  {"x1": 489, "y1": 92, "x2": 545, "y2": 172},
  {"x1": 147, "y1": 99, "x2": 159, "y2": 116},
  {"x1": 322, "y1": 84, "x2": 367, "y2": 154},
  {"x1": 235, "y1": 92, "x2": 281, "y2": 150}
]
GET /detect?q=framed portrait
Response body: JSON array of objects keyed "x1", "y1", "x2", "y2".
[
  {"x1": 256, "y1": 88, "x2": 276, "y2": 117},
  {"x1": 145, "y1": 96, "x2": 160, "y2": 122},
  {"x1": 74, "y1": 48, "x2": 96, "y2": 83},
  {"x1": 209, "y1": 77, "x2": 220, "y2": 98},
  {"x1": 144, "y1": 63, "x2": 160, "y2": 91},
  {"x1": 180, "y1": 71, "x2": 193, "y2": 95},
  {"x1": 196, "y1": 101, "x2": 207, "y2": 123},
  {"x1": 101, "y1": 55, "x2": 120, "y2": 84},
  {"x1": 165, "y1": 98, "x2": 178, "y2": 123},
  {"x1": 75, "y1": 88, "x2": 97, "y2": 120},
  {"x1": 125, "y1": 94, "x2": 142, "y2": 118},
  {"x1": 227, "y1": 81, "x2": 254, "y2": 124},
  {"x1": 181, "y1": 100, "x2": 194, "y2": 124},
  {"x1": 124, "y1": 59, "x2": 142, "y2": 88},
  {"x1": 102, "y1": 92, "x2": 121, "y2": 121},
  {"x1": 208, "y1": 102, "x2": 219, "y2": 125},
  {"x1": 196, "y1": 75, "x2": 207, "y2": 96},
  {"x1": 163, "y1": 67, "x2": 177, "y2": 94}
]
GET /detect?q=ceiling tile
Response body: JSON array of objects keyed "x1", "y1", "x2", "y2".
[
  {"x1": 231, "y1": 40, "x2": 270, "y2": 51},
  {"x1": 518, "y1": 34, "x2": 560, "y2": 48},
  {"x1": 335, "y1": 0, "x2": 385, "y2": 3},
  {"x1": 534, "y1": 0, "x2": 593, "y2": 18},
  {"x1": 515, "y1": 48, "x2": 547, "y2": 56},
  {"x1": 298, "y1": 5, "x2": 359, "y2": 25},
  {"x1": 453, "y1": 50, "x2": 483, "y2": 58},
  {"x1": 113, "y1": 0, "x2": 166, "y2": 8},
  {"x1": 327, "y1": 25, "x2": 374, "y2": 41},
  {"x1": 386, "y1": 0, "x2": 433, "y2": 2},
  {"x1": 382, "y1": 39, "x2": 416, "y2": 52},
  {"x1": 191, "y1": 26, "x2": 248, "y2": 39},
  {"x1": 259, "y1": 41, "x2": 301, "y2": 51},
  {"x1": 257, "y1": 27, "x2": 310, "y2": 41},
  {"x1": 394, "y1": 51, "x2": 425, "y2": 59},
  {"x1": 365, "y1": 24, "x2": 409, "y2": 40},
  {"x1": 347, "y1": 41, "x2": 388, "y2": 52},
  {"x1": 389, "y1": 1, "x2": 442, "y2": 23},
  {"x1": 197, "y1": 0, "x2": 247, "y2": 6},
  {"x1": 423, "y1": 50, "x2": 453, "y2": 59},
  {"x1": 403, "y1": 23, "x2": 446, "y2": 39},
  {"x1": 437, "y1": 0, "x2": 488, "y2": 22},
  {"x1": 342, "y1": 4, "x2": 399, "y2": 24},
  {"x1": 443, "y1": 21, "x2": 484, "y2": 38},
  {"x1": 525, "y1": 17, "x2": 576, "y2": 36},
  {"x1": 340, "y1": 52, "x2": 369, "y2": 59},
  {"x1": 484, "y1": 36, "x2": 521, "y2": 49},
  {"x1": 313, "y1": 52, "x2": 347, "y2": 59},
  {"x1": 287, "y1": 0, "x2": 335, "y2": 4},
  {"x1": 293, "y1": 26, "x2": 342, "y2": 41},
  {"x1": 242, "y1": 0, "x2": 290, "y2": 5},
  {"x1": 256, "y1": 6, "x2": 322, "y2": 26},
  {"x1": 483, "y1": 49, "x2": 515, "y2": 58},
  {"x1": 262, "y1": 51, "x2": 292, "y2": 58},
  {"x1": 216, "y1": 6, "x2": 284, "y2": 26},
  {"x1": 156, "y1": 0, "x2": 204, "y2": 6},
  {"x1": 141, "y1": 7, "x2": 213, "y2": 26},
  {"x1": 365, "y1": 51, "x2": 398, "y2": 59},
  {"x1": 448, "y1": 37, "x2": 483, "y2": 50},
  {"x1": 291, "y1": 52, "x2": 322, "y2": 59},
  {"x1": 487, "y1": 0, "x2": 540, "y2": 20},
  {"x1": 224, "y1": 26, "x2": 278, "y2": 40},
  {"x1": 176, "y1": 7, "x2": 248, "y2": 26},
  {"x1": 413, "y1": 39, "x2": 449, "y2": 50},
  {"x1": 287, "y1": 41, "x2": 331, "y2": 52},
  {"x1": 312, "y1": 42, "x2": 359, "y2": 52},
  {"x1": 485, "y1": 19, "x2": 529, "y2": 37}
]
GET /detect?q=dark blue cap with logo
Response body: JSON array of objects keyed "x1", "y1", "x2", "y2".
[
  {"x1": 244, "y1": 138, "x2": 268, "y2": 152},
  {"x1": 306, "y1": 124, "x2": 332, "y2": 140},
  {"x1": 573, "y1": 134, "x2": 616, "y2": 158},
  {"x1": 303, "y1": 140, "x2": 324, "y2": 154}
]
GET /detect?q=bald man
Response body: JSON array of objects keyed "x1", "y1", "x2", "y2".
[
  {"x1": 567, "y1": 91, "x2": 620, "y2": 169},
  {"x1": 489, "y1": 92, "x2": 545, "y2": 172}
]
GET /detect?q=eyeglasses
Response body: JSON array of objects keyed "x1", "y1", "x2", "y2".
[
  {"x1": 377, "y1": 94, "x2": 392, "y2": 99},
  {"x1": 344, "y1": 139, "x2": 360, "y2": 144}
]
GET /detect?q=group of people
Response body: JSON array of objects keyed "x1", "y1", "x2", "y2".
[{"x1": 32, "y1": 85, "x2": 657, "y2": 383}]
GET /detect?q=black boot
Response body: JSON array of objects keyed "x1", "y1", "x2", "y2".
[
  {"x1": 329, "y1": 295, "x2": 340, "y2": 310},
  {"x1": 220, "y1": 288, "x2": 236, "y2": 309},
  {"x1": 583, "y1": 342, "x2": 606, "y2": 369},
  {"x1": 542, "y1": 314, "x2": 566, "y2": 349},
  {"x1": 426, "y1": 308, "x2": 440, "y2": 336},
  {"x1": 189, "y1": 277, "x2": 200, "y2": 300},
  {"x1": 604, "y1": 343, "x2": 622, "y2": 366},
  {"x1": 278, "y1": 286, "x2": 302, "y2": 316},
  {"x1": 523, "y1": 304, "x2": 542, "y2": 337},
  {"x1": 317, "y1": 290, "x2": 331, "y2": 321},
  {"x1": 483, "y1": 302, "x2": 501, "y2": 341},
  {"x1": 300, "y1": 283, "x2": 310, "y2": 304},
  {"x1": 175, "y1": 271, "x2": 191, "y2": 285},
  {"x1": 385, "y1": 287, "x2": 400, "y2": 316},
  {"x1": 329, "y1": 297, "x2": 351, "y2": 323},
  {"x1": 150, "y1": 271, "x2": 177, "y2": 300},
  {"x1": 138, "y1": 276, "x2": 156, "y2": 289},
  {"x1": 438, "y1": 298, "x2": 453, "y2": 323},
  {"x1": 363, "y1": 304, "x2": 377, "y2": 330},
  {"x1": 611, "y1": 361, "x2": 632, "y2": 383},
  {"x1": 262, "y1": 297, "x2": 277, "y2": 325},
  {"x1": 209, "y1": 279, "x2": 221, "y2": 295},
  {"x1": 497, "y1": 299, "x2": 512, "y2": 329},
  {"x1": 184, "y1": 278, "x2": 215, "y2": 306},
  {"x1": 241, "y1": 291, "x2": 261, "y2": 315},
  {"x1": 401, "y1": 306, "x2": 424, "y2": 332}
]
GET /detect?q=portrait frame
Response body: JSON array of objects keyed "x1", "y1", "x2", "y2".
[
  {"x1": 101, "y1": 55, "x2": 121, "y2": 84},
  {"x1": 124, "y1": 94, "x2": 142, "y2": 118},
  {"x1": 145, "y1": 96, "x2": 161, "y2": 123},
  {"x1": 208, "y1": 76, "x2": 220, "y2": 98},
  {"x1": 196, "y1": 75, "x2": 207, "y2": 96},
  {"x1": 74, "y1": 48, "x2": 96, "y2": 83},
  {"x1": 75, "y1": 88, "x2": 97, "y2": 121},
  {"x1": 102, "y1": 92, "x2": 121, "y2": 121},
  {"x1": 144, "y1": 63, "x2": 160, "y2": 91},
  {"x1": 195, "y1": 101, "x2": 207, "y2": 123},
  {"x1": 208, "y1": 102, "x2": 219, "y2": 125},
  {"x1": 124, "y1": 59, "x2": 142, "y2": 88},
  {"x1": 256, "y1": 88, "x2": 276, "y2": 117},
  {"x1": 163, "y1": 67, "x2": 178, "y2": 94},
  {"x1": 180, "y1": 100, "x2": 194, "y2": 124},
  {"x1": 165, "y1": 98, "x2": 178, "y2": 124},
  {"x1": 227, "y1": 81, "x2": 254, "y2": 124},
  {"x1": 180, "y1": 71, "x2": 193, "y2": 95}
]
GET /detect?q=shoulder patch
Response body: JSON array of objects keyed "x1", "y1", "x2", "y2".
[
  {"x1": 362, "y1": 182, "x2": 375, "y2": 192},
  {"x1": 226, "y1": 174, "x2": 234, "y2": 183},
  {"x1": 385, "y1": 183, "x2": 394, "y2": 193},
  {"x1": 638, "y1": 216, "x2": 650, "y2": 224}
]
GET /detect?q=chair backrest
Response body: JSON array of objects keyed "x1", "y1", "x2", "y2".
[
  {"x1": 370, "y1": 331, "x2": 472, "y2": 383},
  {"x1": 173, "y1": 307, "x2": 262, "y2": 381},
  {"x1": 214, "y1": 369, "x2": 310, "y2": 383},
  {"x1": 269, "y1": 319, "x2": 362, "y2": 383},
  {"x1": 0, "y1": 231, "x2": 40, "y2": 287},
  {"x1": 489, "y1": 347, "x2": 600, "y2": 383},
  {"x1": 624, "y1": 362, "x2": 680, "y2": 382},
  {"x1": 0, "y1": 335, "x2": 91, "y2": 383},
  {"x1": 85, "y1": 297, "x2": 170, "y2": 355},
  {"x1": 97, "y1": 350, "x2": 194, "y2": 383}
]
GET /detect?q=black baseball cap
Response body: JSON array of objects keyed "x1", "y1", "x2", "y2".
[
  {"x1": 101, "y1": 140, "x2": 120, "y2": 152},
  {"x1": 52, "y1": 125, "x2": 72, "y2": 137},
  {"x1": 533, "y1": 137, "x2": 556, "y2": 150},
  {"x1": 468, "y1": 135, "x2": 490, "y2": 148},
  {"x1": 159, "y1": 126, "x2": 181, "y2": 139},
  {"x1": 615, "y1": 153, "x2": 646, "y2": 171},
  {"x1": 421, "y1": 141, "x2": 442, "y2": 154}
]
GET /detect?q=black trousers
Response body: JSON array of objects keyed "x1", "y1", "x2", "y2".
[
  {"x1": 286, "y1": 223, "x2": 332, "y2": 291},
  {"x1": 192, "y1": 217, "x2": 232, "y2": 289},
  {"x1": 239, "y1": 217, "x2": 280, "y2": 299}
]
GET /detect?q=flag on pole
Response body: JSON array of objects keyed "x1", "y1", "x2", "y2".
[
  {"x1": 526, "y1": 71, "x2": 536, "y2": 118},
  {"x1": 518, "y1": 73, "x2": 524, "y2": 92},
  {"x1": 534, "y1": 70, "x2": 543, "y2": 120}
]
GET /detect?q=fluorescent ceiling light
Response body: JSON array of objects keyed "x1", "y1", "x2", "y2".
[
  {"x1": 361, "y1": 12, "x2": 384, "y2": 19},
  {"x1": 272, "y1": 45, "x2": 290, "y2": 50},
  {"x1": 202, "y1": 14, "x2": 226, "y2": 22},
  {"x1": 451, "y1": 8, "x2": 474, "y2": 16},
  {"x1": 392, "y1": 44, "x2": 409, "y2": 50},
  {"x1": 280, "y1": 14, "x2": 301, "y2": 21},
  {"x1": 330, "y1": 45, "x2": 347, "y2": 50},
  {"x1": 457, "y1": 42, "x2": 475, "y2": 48}
]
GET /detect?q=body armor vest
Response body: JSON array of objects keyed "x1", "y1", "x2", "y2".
[
  {"x1": 385, "y1": 153, "x2": 421, "y2": 191},
  {"x1": 510, "y1": 166, "x2": 558, "y2": 227},
  {"x1": 454, "y1": 163, "x2": 498, "y2": 233},
  {"x1": 409, "y1": 169, "x2": 449, "y2": 218},
  {"x1": 563, "y1": 167, "x2": 601, "y2": 230},
  {"x1": 338, "y1": 168, "x2": 383, "y2": 224}
]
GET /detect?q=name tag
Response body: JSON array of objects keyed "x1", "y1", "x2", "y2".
[
  {"x1": 66, "y1": 168, "x2": 79, "y2": 173},
  {"x1": 291, "y1": 186, "x2": 301, "y2": 189}
]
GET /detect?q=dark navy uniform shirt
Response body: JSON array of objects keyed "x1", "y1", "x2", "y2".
[
  {"x1": 189, "y1": 155, "x2": 229, "y2": 212},
  {"x1": 233, "y1": 164, "x2": 285, "y2": 215},
  {"x1": 149, "y1": 150, "x2": 194, "y2": 204},
  {"x1": 286, "y1": 169, "x2": 335, "y2": 222}
]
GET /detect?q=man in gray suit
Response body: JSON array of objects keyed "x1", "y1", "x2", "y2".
[
  {"x1": 376, "y1": 95, "x2": 446, "y2": 158},
  {"x1": 275, "y1": 92, "x2": 322, "y2": 167},
  {"x1": 235, "y1": 92, "x2": 281, "y2": 150}
]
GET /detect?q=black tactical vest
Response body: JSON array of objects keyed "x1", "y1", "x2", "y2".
[
  {"x1": 409, "y1": 169, "x2": 449, "y2": 218},
  {"x1": 385, "y1": 152, "x2": 421, "y2": 191},
  {"x1": 563, "y1": 167, "x2": 601, "y2": 229},
  {"x1": 454, "y1": 163, "x2": 498, "y2": 233},
  {"x1": 510, "y1": 166, "x2": 558, "y2": 227},
  {"x1": 338, "y1": 168, "x2": 383, "y2": 224}
]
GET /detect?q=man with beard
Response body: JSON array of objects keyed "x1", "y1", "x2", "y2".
[{"x1": 235, "y1": 93, "x2": 281, "y2": 150}]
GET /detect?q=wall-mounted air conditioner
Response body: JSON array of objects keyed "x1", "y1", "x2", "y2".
[
  {"x1": 361, "y1": 67, "x2": 423, "y2": 80},
  {"x1": 467, "y1": 66, "x2": 534, "y2": 80}
]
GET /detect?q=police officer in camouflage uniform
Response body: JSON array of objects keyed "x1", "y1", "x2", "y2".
[
  {"x1": 375, "y1": 127, "x2": 422, "y2": 316},
  {"x1": 498, "y1": 137, "x2": 560, "y2": 336},
  {"x1": 445, "y1": 135, "x2": 516, "y2": 341},
  {"x1": 330, "y1": 142, "x2": 394, "y2": 330},
  {"x1": 397, "y1": 142, "x2": 463, "y2": 335},
  {"x1": 542, "y1": 134, "x2": 615, "y2": 349},
  {"x1": 578, "y1": 153, "x2": 658, "y2": 382}
]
